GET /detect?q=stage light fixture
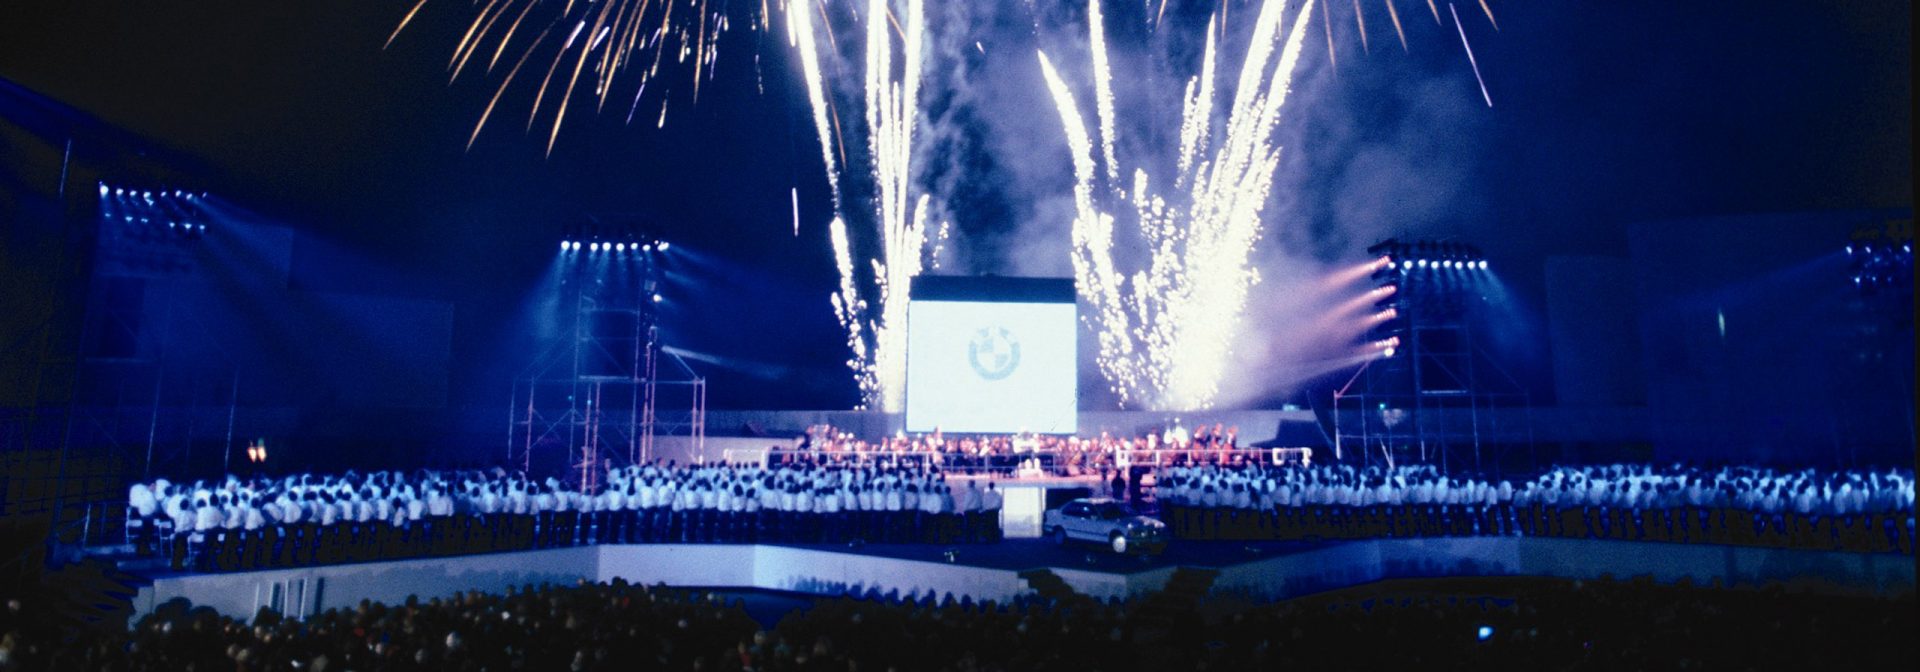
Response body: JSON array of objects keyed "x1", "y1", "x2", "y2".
[
  {"x1": 1477, "y1": 260, "x2": 1489, "y2": 270},
  {"x1": 1477, "y1": 626, "x2": 1494, "y2": 641},
  {"x1": 572, "y1": 241, "x2": 582, "y2": 251},
  {"x1": 561, "y1": 241, "x2": 570, "y2": 252},
  {"x1": 98, "y1": 184, "x2": 108, "y2": 197},
  {"x1": 652, "y1": 293, "x2": 663, "y2": 303},
  {"x1": 617, "y1": 243, "x2": 627, "y2": 252},
  {"x1": 657, "y1": 241, "x2": 670, "y2": 252},
  {"x1": 1416, "y1": 259, "x2": 1428, "y2": 269}
]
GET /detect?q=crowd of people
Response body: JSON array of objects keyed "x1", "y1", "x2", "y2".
[
  {"x1": 1154, "y1": 462, "x2": 1916, "y2": 553},
  {"x1": 122, "y1": 459, "x2": 1005, "y2": 573},
  {"x1": 785, "y1": 422, "x2": 1246, "y2": 476},
  {"x1": 2, "y1": 575, "x2": 1909, "y2": 671}
]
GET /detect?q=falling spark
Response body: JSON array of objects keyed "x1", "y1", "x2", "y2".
[
  {"x1": 1321, "y1": 0, "x2": 1337, "y2": 70},
  {"x1": 1352, "y1": 0, "x2": 1368, "y2": 55},
  {"x1": 786, "y1": 0, "x2": 841, "y2": 204},
  {"x1": 1450, "y1": 3, "x2": 1492, "y2": 107},
  {"x1": 1041, "y1": 0, "x2": 1318, "y2": 410},
  {"x1": 1478, "y1": 0, "x2": 1499, "y2": 30},
  {"x1": 1385, "y1": 0, "x2": 1407, "y2": 52},
  {"x1": 388, "y1": 0, "x2": 748, "y2": 153},
  {"x1": 785, "y1": 0, "x2": 945, "y2": 411},
  {"x1": 1426, "y1": 0, "x2": 1440, "y2": 24},
  {"x1": 791, "y1": 187, "x2": 802, "y2": 236}
]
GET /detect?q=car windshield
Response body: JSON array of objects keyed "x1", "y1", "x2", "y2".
[{"x1": 1096, "y1": 504, "x2": 1128, "y2": 519}]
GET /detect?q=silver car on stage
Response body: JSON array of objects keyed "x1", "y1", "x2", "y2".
[{"x1": 1042, "y1": 497, "x2": 1168, "y2": 555}]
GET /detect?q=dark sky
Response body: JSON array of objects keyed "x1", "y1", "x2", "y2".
[{"x1": 1, "y1": 0, "x2": 1910, "y2": 410}]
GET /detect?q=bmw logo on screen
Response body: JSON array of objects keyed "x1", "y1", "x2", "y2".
[{"x1": 967, "y1": 326, "x2": 1021, "y2": 381}]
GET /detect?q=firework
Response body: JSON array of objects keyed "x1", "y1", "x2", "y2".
[
  {"x1": 1320, "y1": 0, "x2": 1500, "y2": 103},
  {"x1": 1039, "y1": 0, "x2": 1316, "y2": 410},
  {"x1": 1450, "y1": 2, "x2": 1493, "y2": 107},
  {"x1": 785, "y1": 0, "x2": 945, "y2": 411},
  {"x1": 388, "y1": 0, "x2": 747, "y2": 153}
]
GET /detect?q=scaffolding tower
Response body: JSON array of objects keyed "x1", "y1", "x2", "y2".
[
  {"x1": 1334, "y1": 240, "x2": 1533, "y2": 474},
  {"x1": 508, "y1": 241, "x2": 703, "y2": 491}
]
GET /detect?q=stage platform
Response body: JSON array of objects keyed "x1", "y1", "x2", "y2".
[{"x1": 127, "y1": 537, "x2": 1913, "y2": 626}]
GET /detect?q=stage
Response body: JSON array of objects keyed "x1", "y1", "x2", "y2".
[{"x1": 127, "y1": 536, "x2": 1914, "y2": 626}]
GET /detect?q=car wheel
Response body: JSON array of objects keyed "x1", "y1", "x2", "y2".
[
  {"x1": 1109, "y1": 533, "x2": 1128, "y2": 554},
  {"x1": 1051, "y1": 527, "x2": 1068, "y2": 546}
]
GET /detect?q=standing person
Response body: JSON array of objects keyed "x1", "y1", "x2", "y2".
[
  {"x1": 902, "y1": 484, "x2": 922, "y2": 542},
  {"x1": 819, "y1": 484, "x2": 842, "y2": 543},
  {"x1": 191, "y1": 494, "x2": 223, "y2": 571},
  {"x1": 883, "y1": 483, "x2": 905, "y2": 543},
  {"x1": 241, "y1": 495, "x2": 268, "y2": 569},
  {"x1": 127, "y1": 481, "x2": 157, "y2": 556},
  {"x1": 855, "y1": 482, "x2": 877, "y2": 542},
  {"x1": 981, "y1": 482, "x2": 1004, "y2": 543},
  {"x1": 959, "y1": 482, "x2": 984, "y2": 543}
]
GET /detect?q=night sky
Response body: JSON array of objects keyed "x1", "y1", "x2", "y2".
[{"x1": 1, "y1": 1, "x2": 1911, "y2": 411}]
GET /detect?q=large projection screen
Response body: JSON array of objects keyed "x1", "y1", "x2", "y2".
[{"x1": 905, "y1": 276, "x2": 1077, "y2": 434}]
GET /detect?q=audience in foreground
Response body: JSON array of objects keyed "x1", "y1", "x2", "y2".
[{"x1": 1, "y1": 575, "x2": 1909, "y2": 671}]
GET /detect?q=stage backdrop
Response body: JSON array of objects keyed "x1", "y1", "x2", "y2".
[{"x1": 905, "y1": 276, "x2": 1076, "y2": 434}]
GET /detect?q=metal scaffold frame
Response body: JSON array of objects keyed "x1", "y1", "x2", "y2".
[
  {"x1": 507, "y1": 247, "x2": 704, "y2": 491},
  {"x1": 41, "y1": 193, "x2": 241, "y2": 480},
  {"x1": 1333, "y1": 240, "x2": 1534, "y2": 475}
]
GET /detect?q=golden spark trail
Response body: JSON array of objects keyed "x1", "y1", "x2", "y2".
[
  {"x1": 1386, "y1": 0, "x2": 1407, "y2": 52},
  {"x1": 1352, "y1": 0, "x2": 1369, "y2": 54},
  {"x1": 1321, "y1": 0, "x2": 1337, "y2": 69},
  {"x1": 469, "y1": 22, "x2": 556, "y2": 149},
  {"x1": 388, "y1": 0, "x2": 747, "y2": 149},
  {"x1": 386, "y1": 0, "x2": 431, "y2": 50}
]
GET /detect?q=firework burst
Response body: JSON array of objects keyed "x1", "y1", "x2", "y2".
[
  {"x1": 1040, "y1": 0, "x2": 1316, "y2": 410},
  {"x1": 388, "y1": 0, "x2": 752, "y2": 154},
  {"x1": 786, "y1": 0, "x2": 946, "y2": 411}
]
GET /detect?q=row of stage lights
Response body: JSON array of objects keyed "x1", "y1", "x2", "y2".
[
  {"x1": 99, "y1": 182, "x2": 210, "y2": 238},
  {"x1": 1361, "y1": 238, "x2": 1494, "y2": 359},
  {"x1": 1385, "y1": 258, "x2": 1489, "y2": 271},
  {"x1": 1845, "y1": 240, "x2": 1912, "y2": 295},
  {"x1": 561, "y1": 239, "x2": 670, "y2": 254},
  {"x1": 101, "y1": 184, "x2": 207, "y2": 201}
]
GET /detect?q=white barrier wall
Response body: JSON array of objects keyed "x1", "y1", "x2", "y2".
[
  {"x1": 750, "y1": 546, "x2": 1026, "y2": 600},
  {"x1": 135, "y1": 539, "x2": 1915, "y2": 626},
  {"x1": 131, "y1": 547, "x2": 599, "y2": 622}
]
